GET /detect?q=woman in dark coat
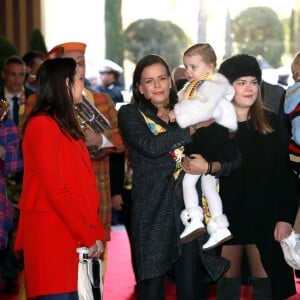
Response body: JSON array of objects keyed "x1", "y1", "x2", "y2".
[
  {"x1": 217, "y1": 54, "x2": 299, "y2": 300},
  {"x1": 118, "y1": 54, "x2": 241, "y2": 300}
]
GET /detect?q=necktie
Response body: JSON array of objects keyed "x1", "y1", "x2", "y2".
[{"x1": 12, "y1": 96, "x2": 19, "y2": 126}]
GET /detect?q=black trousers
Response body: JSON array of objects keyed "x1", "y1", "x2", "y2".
[
  {"x1": 136, "y1": 240, "x2": 206, "y2": 300},
  {"x1": 0, "y1": 232, "x2": 19, "y2": 283}
]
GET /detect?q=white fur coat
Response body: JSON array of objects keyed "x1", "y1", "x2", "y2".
[{"x1": 175, "y1": 73, "x2": 237, "y2": 131}]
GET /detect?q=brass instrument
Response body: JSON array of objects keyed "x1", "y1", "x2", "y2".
[
  {"x1": 0, "y1": 98, "x2": 9, "y2": 124},
  {"x1": 74, "y1": 94, "x2": 111, "y2": 158}
]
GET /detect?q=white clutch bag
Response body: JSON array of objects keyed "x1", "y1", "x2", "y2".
[
  {"x1": 77, "y1": 247, "x2": 103, "y2": 300},
  {"x1": 280, "y1": 231, "x2": 300, "y2": 270}
]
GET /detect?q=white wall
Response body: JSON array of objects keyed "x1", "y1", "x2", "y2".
[{"x1": 41, "y1": 0, "x2": 105, "y2": 79}]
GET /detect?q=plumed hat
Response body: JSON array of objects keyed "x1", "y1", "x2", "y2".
[
  {"x1": 218, "y1": 54, "x2": 262, "y2": 84},
  {"x1": 45, "y1": 42, "x2": 86, "y2": 60},
  {"x1": 99, "y1": 59, "x2": 123, "y2": 75}
]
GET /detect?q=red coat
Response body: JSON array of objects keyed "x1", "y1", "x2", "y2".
[
  {"x1": 15, "y1": 115, "x2": 105, "y2": 298},
  {"x1": 21, "y1": 90, "x2": 125, "y2": 240}
]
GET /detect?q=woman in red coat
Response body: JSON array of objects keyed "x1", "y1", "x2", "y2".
[{"x1": 15, "y1": 57, "x2": 105, "y2": 299}]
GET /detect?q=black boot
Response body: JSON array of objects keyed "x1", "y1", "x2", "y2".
[
  {"x1": 295, "y1": 269, "x2": 300, "y2": 280},
  {"x1": 217, "y1": 277, "x2": 241, "y2": 300},
  {"x1": 250, "y1": 277, "x2": 272, "y2": 300}
]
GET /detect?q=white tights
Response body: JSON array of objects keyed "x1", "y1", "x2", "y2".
[{"x1": 182, "y1": 173, "x2": 223, "y2": 217}]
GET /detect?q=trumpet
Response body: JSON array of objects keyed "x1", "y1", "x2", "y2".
[
  {"x1": 0, "y1": 98, "x2": 9, "y2": 124},
  {"x1": 74, "y1": 95, "x2": 111, "y2": 158}
]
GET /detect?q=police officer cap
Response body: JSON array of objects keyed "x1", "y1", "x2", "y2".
[{"x1": 99, "y1": 59, "x2": 123, "y2": 75}]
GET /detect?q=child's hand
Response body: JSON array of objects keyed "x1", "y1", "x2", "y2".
[{"x1": 169, "y1": 110, "x2": 176, "y2": 122}]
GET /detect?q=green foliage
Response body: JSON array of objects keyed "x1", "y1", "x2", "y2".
[
  {"x1": 29, "y1": 28, "x2": 47, "y2": 54},
  {"x1": 232, "y1": 7, "x2": 284, "y2": 67},
  {"x1": 124, "y1": 18, "x2": 191, "y2": 70},
  {"x1": 0, "y1": 36, "x2": 18, "y2": 90},
  {"x1": 0, "y1": 35, "x2": 18, "y2": 69},
  {"x1": 105, "y1": 0, "x2": 124, "y2": 67}
]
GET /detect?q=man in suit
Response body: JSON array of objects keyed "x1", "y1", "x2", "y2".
[{"x1": 0, "y1": 56, "x2": 33, "y2": 126}]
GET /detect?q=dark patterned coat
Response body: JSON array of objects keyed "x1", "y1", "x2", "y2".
[
  {"x1": 118, "y1": 104, "x2": 238, "y2": 282},
  {"x1": 118, "y1": 104, "x2": 190, "y2": 281}
]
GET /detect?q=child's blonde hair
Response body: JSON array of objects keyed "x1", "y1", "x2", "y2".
[
  {"x1": 183, "y1": 43, "x2": 217, "y2": 70},
  {"x1": 291, "y1": 51, "x2": 300, "y2": 82}
]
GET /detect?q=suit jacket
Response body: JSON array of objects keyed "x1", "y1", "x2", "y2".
[
  {"x1": 261, "y1": 81, "x2": 285, "y2": 115},
  {"x1": 0, "y1": 86, "x2": 33, "y2": 126},
  {"x1": 21, "y1": 89, "x2": 125, "y2": 240},
  {"x1": 15, "y1": 116, "x2": 105, "y2": 297}
]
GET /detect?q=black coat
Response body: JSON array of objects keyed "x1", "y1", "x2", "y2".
[
  {"x1": 118, "y1": 104, "x2": 191, "y2": 281},
  {"x1": 185, "y1": 122, "x2": 238, "y2": 162},
  {"x1": 220, "y1": 112, "x2": 298, "y2": 299}
]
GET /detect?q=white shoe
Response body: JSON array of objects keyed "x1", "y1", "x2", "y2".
[
  {"x1": 202, "y1": 228, "x2": 233, "y2": 251},
  {"x1": 280, "y1": 231, "x2": 300, "y2": 270},
  {"x1": 180, "y1": 220, "x2": 206, "y2": 244}
]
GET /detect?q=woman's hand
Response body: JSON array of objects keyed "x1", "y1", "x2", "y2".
[
  {"x1": 84, "y1": 129, "x2": 103, "y2": 148},
  {"x1": 274, "y1": 221, "x2": 293, "y2": 241},
  {"x1": 183, "y1": 154, "x2": 208, "y2": 175},
  {"x1": 111, "y1": 194, "x2": 124, "y2": 211},
  {"x1": 88, "y1": 240, "x2": 105, "y2": 259}
]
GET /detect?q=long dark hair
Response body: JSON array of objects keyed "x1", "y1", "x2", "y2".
[
  {"x1": 131, "y1": 54, "x2": 178, "y2": 112},
  {"x1": 249, "y1": 88, "x2": 274, "y2": 134},
  {"x1": 22, "y1": 58, "x2": 84, "y2": 140}
]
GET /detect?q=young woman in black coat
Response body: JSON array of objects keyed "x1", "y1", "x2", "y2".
[{"x1": 217, "y1": 54, "x2": 298, "y2": 300}]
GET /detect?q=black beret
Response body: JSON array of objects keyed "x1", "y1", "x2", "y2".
[{"x1": 218, "y1": 54, "x2": 262, "y2": 84}]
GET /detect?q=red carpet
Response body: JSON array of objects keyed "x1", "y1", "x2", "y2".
[
  {"x1": 104, "y1": 228, "x2": 136, "y2": 300},
  {"x1": 104, "y1": 227, "x2": 300, "y2": 300},
  {"x1": 2, "y1": 227, "x2": 300, "y2": 299},
  {"x1": 104, "y1": 228, "x2": 178, "y2": 300}
]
